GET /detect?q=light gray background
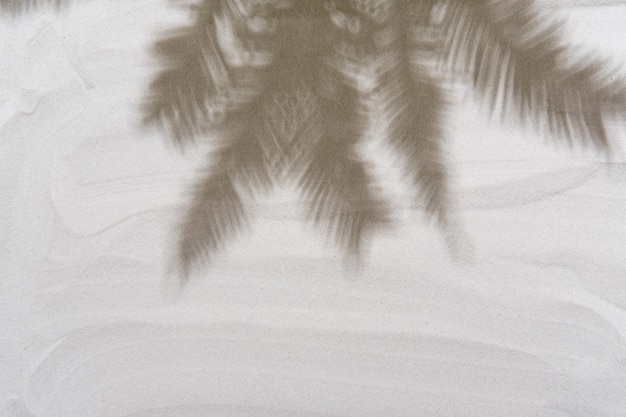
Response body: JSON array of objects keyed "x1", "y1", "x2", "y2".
[{"x1": 1, "y1": 1, "x2": 626, "y2": 416}]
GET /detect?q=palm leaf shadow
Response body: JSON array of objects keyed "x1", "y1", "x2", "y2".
[
  {"x1": 442, "y1": 0, "x2": 626, "y2": 154},
  {"x1": 148, "y1": 0, "x2": 626, "y2": 281},
  {"x1": 4, "y1": 0, "x2": 625, "y2": 280},
  {"x1": 172, "y1": 96, "x2": 275, "y2": 281},
  {"x1": 0, "y1": 0, "x2": 73, "y2": 14},
  {"x1": 148, "y1": 1, "x2": 398, "y2": 279},
  {"x1": 295, "y1": 68, "x2": 393, "y2": 264},
  {"x1": 142, "y1": 0, "x2": 234, "y2": 147}
]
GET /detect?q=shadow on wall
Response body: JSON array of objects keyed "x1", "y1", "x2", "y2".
[{"x1": 3, "y1": 0, "x2": 626, "y2": 282}]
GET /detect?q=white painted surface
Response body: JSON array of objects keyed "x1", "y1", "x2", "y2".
[{"x1": 1, "y1": 1, "x2": 626, "y2": 416}]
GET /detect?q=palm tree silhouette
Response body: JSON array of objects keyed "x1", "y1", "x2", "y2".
[{"x1": 4, "y1": 0, "x2": 626, "y2": 281}]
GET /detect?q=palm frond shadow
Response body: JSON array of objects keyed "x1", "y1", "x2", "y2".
[
  {"x1": 4, "y1": 0, "x2": 625, "y2": 281},
  {"x1": 441, "y1": 0, "x2": 626, "y2": 155},
  {"x1": 0, "y1": 0, "x2": 72, "y2": 14},
  {"x1": 144, "y1": 0, "x2": 626, "y2": 281}
]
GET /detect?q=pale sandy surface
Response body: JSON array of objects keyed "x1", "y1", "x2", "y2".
[{"x1": 1, "y1": 1, "x2": 626, "y2": 416}]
